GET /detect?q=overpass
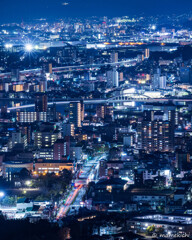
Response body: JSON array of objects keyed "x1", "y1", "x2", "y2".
[
  {"x1": 7, "y1": 99, "x2": 106, "y2": 111},
  {"x1": 7, "y1": 97, "x2": 192, "y2": 111},
  {"x1": 108, "y1": 94, "x2": 192, "y2": 103}
]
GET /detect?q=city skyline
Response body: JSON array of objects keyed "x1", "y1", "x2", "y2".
[{"x1": 1, "y1": 0, "x2": 192, "y2": 23}]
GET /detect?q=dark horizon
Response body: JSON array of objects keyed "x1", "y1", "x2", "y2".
[{"x1": 1, "y1": 0, "x2": 192, "y2": 23}]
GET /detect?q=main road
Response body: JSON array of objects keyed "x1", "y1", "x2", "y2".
[{"x1": 56, "y1": 154, "x2": 106, "y2": 219}]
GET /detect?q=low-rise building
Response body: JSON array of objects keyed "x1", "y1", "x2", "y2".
[
  {"x1": 127, "y1": 214, "x2": 192, "y2": 237},
  {"x1": 34, "y1": 159, "x2": 73, "y2": 174}
]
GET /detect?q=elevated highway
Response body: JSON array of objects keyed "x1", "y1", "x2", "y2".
[{"x1": 6, "y1": 96, "x2": 192, "y2": 111}]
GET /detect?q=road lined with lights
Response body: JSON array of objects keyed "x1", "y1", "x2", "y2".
[
  {"x1": 56, "y1": 184, "x2": 83, "y2": 219},
  {"x1": 56, "y1": 154, "x2": 106, "y2": 219}
]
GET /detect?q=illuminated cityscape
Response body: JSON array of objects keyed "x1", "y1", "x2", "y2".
[{"x1": 1, "y1": 1, "x2": 192, "y2": 239}]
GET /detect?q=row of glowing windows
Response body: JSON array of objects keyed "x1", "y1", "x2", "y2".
[{"x1": 38, "y1": 167, "x2": 60, "y2": 170}]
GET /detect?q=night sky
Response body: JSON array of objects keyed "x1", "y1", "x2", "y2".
[{"x1": 0, "y1": 0, "x2": 192, "y2": 23}]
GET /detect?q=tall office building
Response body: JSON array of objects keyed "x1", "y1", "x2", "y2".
[
  {"x1": 35, "y1": 93, "x2": 48, "y2": 112},
  {"x1": 69, "y1": 101, "x2": 84, "y2": 128},
  {"x1": 137, "y1": 110, "x2": 175, "y2": 152}
]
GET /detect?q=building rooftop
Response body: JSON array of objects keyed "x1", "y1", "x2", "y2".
[{"x1": 96, "y1": 177, "x2": 127, "y2": 186}]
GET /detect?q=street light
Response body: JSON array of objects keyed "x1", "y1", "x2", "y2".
[
  {"x1": 0, "y1": 191, "x2": 5, "y2": 198},
  {"x1": 5, "y1": 44, "x2": 13, "y2": 49},
  {"x1": 25, "y1": 43, "x2": 33, "y2": 52},
  {"x1": 25, "y1": 180, "x2": 32, "y2": 186}
]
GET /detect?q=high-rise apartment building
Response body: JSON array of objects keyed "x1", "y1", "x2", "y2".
[
  {"x1": 63, "y1": 123, "x2": 75, "y2": 137},
  {"x1": 96, "y1": 105, "x2": 105, "y2": 119},
  {"x1": 159, "y1": 76, "x2": 167, "y2": 89},
  {"x1": 137, "y1": 110, "x2": 175, "y2": 152},
  {"x1": 152, "y1": 69, "x2": 167, "y2": 90},
  {"x1": 34, "y1": 131, "x2": 59, "y2": 148},
  {"x1": 11, "y1": 131, "x2": 27, "y2": 149},
  {"x1": 53, "y1": 139, "x2": 70, "y2": 160},
  {"x1": 69, "y1": 101, "x2": 84, "y2": 128},
  {"x1": 107, "y1": 52, "x2": 119, "y2": 88},
  {"x1": 107, "y1": 69, "x2": 119, "y2": 88},
  {"x1": 144, "y1": 48, "x2": 150, "y2": 59},
  {"x1": 16, "y1": 111, "x2": 47, "y2": 123}
]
